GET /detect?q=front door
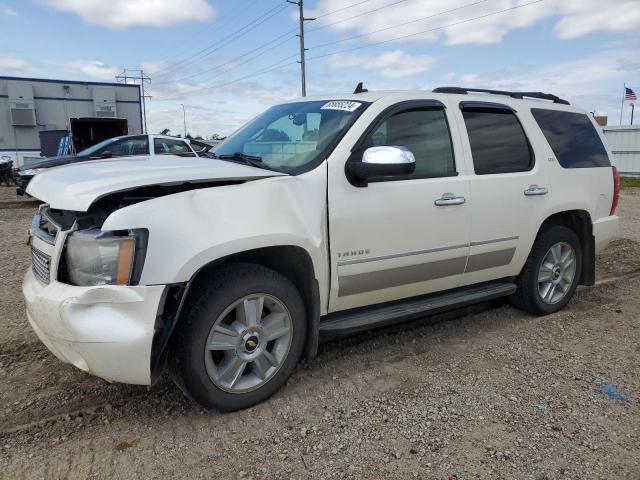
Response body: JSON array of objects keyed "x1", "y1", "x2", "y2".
[{"x1": 328, "y1": 100, "x2": 472, "y2": 312}]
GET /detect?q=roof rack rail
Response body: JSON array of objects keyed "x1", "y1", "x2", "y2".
[{"x1": 432, "y1": 87, "x2": 570, "y2": 105}]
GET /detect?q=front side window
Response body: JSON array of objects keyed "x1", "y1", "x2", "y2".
[
  {"x1": 215, "y1": 100, "x2": 368, "y2": 173},
  {"x1": 360, "y1": 107, "x2": 456, "y2": 178},
  {"x1": 154, "y1": 138, "x2": 195, "y2": 156},
  {"x1": 462, "y1": 107, "x2": 532, "y2": 175},
  {"x1": 531, "y1": 109, "x2": 610, "y2": 168},
  {"x1": 78, "y1": 137, "x2": 122, "y2": 157},
  {"x1": 109, "y1": 137, "x2": 149, "y2": 157}
]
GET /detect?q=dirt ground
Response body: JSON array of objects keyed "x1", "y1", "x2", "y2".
[{"x1": 1, "y1": 186, "x2": 639, "y2": 480}]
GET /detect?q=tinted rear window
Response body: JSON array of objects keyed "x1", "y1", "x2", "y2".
[
  {"x1": 531, "y1": 109, "x2": 610, "y2": 168},
  {"x1": 462, "y1": 108, "x2": 533, "y2": 175}
]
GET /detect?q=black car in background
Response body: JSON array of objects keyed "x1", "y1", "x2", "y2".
[{"x1": 15, "y1": 134, "x2": 200, "y2": 195}]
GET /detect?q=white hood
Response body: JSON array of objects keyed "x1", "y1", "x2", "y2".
[{"x1": 26, "y1": 155, "x2": 284, "y2": 211}]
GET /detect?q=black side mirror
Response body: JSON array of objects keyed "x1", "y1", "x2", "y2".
[
  {"x1": 100, "y1": 150, "x2": 112, "y2": 159},
  {"x1": 345, "y1": 146, "x2": 416, "y2": 186}
]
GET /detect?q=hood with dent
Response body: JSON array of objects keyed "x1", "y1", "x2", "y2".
[{"x1": 26, "y1": 156, "x2": 285, "y2": 211}]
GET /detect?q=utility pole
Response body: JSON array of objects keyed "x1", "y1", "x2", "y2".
[
  {"x1": 181, "y1": 104, "x2": 187, "y2": 137},
  {"x1": 287, "y1": 0, "x2": 313, "y2": 97},
  {"x1": 116, "y1": 69, "x2": 151, "y2": 134}
]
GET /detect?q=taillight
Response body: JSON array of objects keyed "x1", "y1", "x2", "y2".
[{"x1": 610, "y1": 166, "x2": 620, "y2": 216}]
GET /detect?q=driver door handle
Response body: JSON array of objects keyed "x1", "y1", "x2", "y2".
[
  {"x1": 524, "y1": 185, "x2": 548, "y2": 196},
  {"x1": 434, "y1": 193, "x2": 466, "y2": 206}
]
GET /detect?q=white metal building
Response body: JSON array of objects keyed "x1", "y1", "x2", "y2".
[
  {"x1": 0, "y1": 76, "x2": 142, "y2": 167},
  {"x1": 602, "y1": 125, "x2": 640, "y2": 176}
]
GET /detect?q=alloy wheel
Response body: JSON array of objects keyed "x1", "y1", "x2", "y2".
[
  {"x1": 537, "y1": 241, "x2": 577, "y2": 305},
  {"x1": 204, "y1": 293, "x2": 293, "y2": 393}
]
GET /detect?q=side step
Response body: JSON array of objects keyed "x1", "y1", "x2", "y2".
[{"x1": 319, "y1": 282, "x2": 516, "y2": 336}]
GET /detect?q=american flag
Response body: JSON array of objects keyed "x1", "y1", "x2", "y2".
[{"x1": 625, "y1": 87, "x2": 637, "y2": 101}]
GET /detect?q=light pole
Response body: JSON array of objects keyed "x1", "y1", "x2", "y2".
[{"x1": 181, "y1": 104, "x2": 187, "y2": 137}]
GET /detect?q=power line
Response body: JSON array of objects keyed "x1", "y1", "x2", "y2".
[
  {"x1": 154, "y1": 3, "x2": 288, "y2": 79},
  {"x1": 155, "y1": 0, "x2": 256, "y2": 63},
  {"x1": 158, "y1": 0, "x2": 405, "y2": 86},
  {"x1": 310, "y1": 0, "x2": 494, "y2": 50},
  {"x1": 162, "y1": 33, "x2": 297, "y2": 84},
  {"x1": 307, "y1": 0, "x2": 544, "y2": 59},
  {"x1": 307, "y1": 0, "x2": 413, "y2": 33},
  {"x1": 169, "y1": 30, "x2": 297, "y2": 83},
  {"x1": 313, "y1": 0, "x2": 379, "y2": 19},
  {"x1": 151, "y1": 0, "x2": 545, "y2": 103},
  {"x1": 153, "y1": 2, "x2": 289, "y2": 79},
  {"x1": 153, "y1": 55, "x2": 299, "y2": 102}
]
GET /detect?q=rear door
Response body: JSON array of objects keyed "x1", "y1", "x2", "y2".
[
  {"x1": 455, "y1": 102, "x2": 554, "y2": 286},
  {"x1": 328, "y1": 99, "x2": 472, "y2": 312}
]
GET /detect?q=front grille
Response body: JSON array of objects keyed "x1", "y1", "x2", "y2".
[{"x1": 31, "y1": 246, "x2": 51, "y2": 284}]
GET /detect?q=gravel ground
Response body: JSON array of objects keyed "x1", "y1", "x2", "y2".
[{"x1": 0, "y1": 186, "x2": 639, "y2": 480}]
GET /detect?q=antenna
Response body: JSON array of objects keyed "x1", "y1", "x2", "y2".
[{"x1": 353, "y1": 82, "x2": 368, "y2": 94}]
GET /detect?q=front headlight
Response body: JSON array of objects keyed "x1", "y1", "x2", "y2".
[
  {"x1": 64, "y1": 229, "x2": 147, "y2": 286},
  {"x1": 20, "y1": 168, "x2": 47, "y2": 176}
]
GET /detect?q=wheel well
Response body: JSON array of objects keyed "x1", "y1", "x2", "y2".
[
  {"x1": 185, "y1": 246, "x2": 320, "y2": 357},
  {"x1": 538, "y1": 210, "x2": 595, "y2": 286}
]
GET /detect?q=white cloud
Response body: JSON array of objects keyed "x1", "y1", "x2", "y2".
[
  {"x1": 443, "y1": 48, "x2": 638, "y2": 122},
  {"x1": 327, "y1": 50, "x2": 438, "y2": 78},
  {"x1": 41, "y1": 0, "x2": 215, "y2": 29},
  {"x1": 140, "y1": 61, "x2": 170, "y2": 76},
  {"x1": 0, "y1": 3, "x2": 17, "y2": 16},
  {"x1": 448, "y1": 50, "x2": 633, "y2": 95},
  {"x1": 308, "y1": 0, "x2": 640, "y2": 47},
  {"x1": 554, "y1": 0, "x2": 640, "y2": 39},
  {"x1": 146, "y1": 67, "x2": 301, "y2": 137},
  {"x1": 0, "y1": 57, "x2": 36, "y2": 75},
  {"x1": 61, "y1": 60, "x2": 120, "y2": 80}
]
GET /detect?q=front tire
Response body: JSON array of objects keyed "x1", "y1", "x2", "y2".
[
  {"x1": 511, "y1": 225, "x2": 582, "y2": 315},
  {"x1": 172, "y1": 263, "x2": 307, "y2": 411}
]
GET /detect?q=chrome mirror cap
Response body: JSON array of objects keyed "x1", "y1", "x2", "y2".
[{"x1": 362, "y1": 146, "x2": 416, "y2": 165}]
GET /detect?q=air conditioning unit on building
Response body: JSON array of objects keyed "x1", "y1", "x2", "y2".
[{"x1": 8, "y1": 83, "x2": 36, "y2": 126}]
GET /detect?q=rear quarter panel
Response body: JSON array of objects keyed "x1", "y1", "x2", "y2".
[{"x1": 540, "y1": 112, "x2": 614, "y2": 222}]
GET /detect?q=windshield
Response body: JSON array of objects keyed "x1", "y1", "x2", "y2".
[
  {"x1": 77, "y1": 137, "x2": 120, "y2": 157},
  {"x1": 214, "y1": 100, "x2": 368, "y2": 173}
]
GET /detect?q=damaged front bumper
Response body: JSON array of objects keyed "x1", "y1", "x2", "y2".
[
  {"x1": 23, "y1": 268, "x2": 166, "y2": 385},
  {"x1": 24, "y1": 207, "x2": 166, "y2": 385}
]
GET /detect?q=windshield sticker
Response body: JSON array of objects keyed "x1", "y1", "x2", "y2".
[{"x1": 320, "y1": 101, "x2": 362, "y2": 112}]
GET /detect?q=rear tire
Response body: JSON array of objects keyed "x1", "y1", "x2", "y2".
[
  {"x1": 510, "y1": 225, "x2": 582, "y2": 315},
  {"x1": 172, "y1": 263, "x2": 307, "y2": 411}
]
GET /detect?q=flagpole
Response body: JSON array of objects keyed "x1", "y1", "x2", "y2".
[
  {"x1": 632, "y1": 103, "x2": 635, "y2": 126},
  {"x1": 620, "y1": 83, "x2": 626, "y2": 125}
]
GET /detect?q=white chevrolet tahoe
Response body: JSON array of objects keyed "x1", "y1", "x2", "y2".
[{"x1": 23, "y1": 87, "x2": 619, "y2": 411}]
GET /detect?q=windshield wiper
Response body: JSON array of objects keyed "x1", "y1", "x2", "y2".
[{"x1": 216, "y1": 152, "x2": 274, "y2": 171}]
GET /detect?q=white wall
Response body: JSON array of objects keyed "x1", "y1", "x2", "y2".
[{"x1": 602, "y1": 125, "x2": 640, "y2": 176}]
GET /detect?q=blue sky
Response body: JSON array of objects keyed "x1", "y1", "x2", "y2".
[{"x1": 1, "y1": 0, "x2": 638, "y2": 137}]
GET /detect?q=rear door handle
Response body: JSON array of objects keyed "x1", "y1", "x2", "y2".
[
  {"x1": 434, "y1": 193, "x2": 466, "y2": 206},
  {"x1": 524, "y1": 185, "x2": 548, "y2": 196}
]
